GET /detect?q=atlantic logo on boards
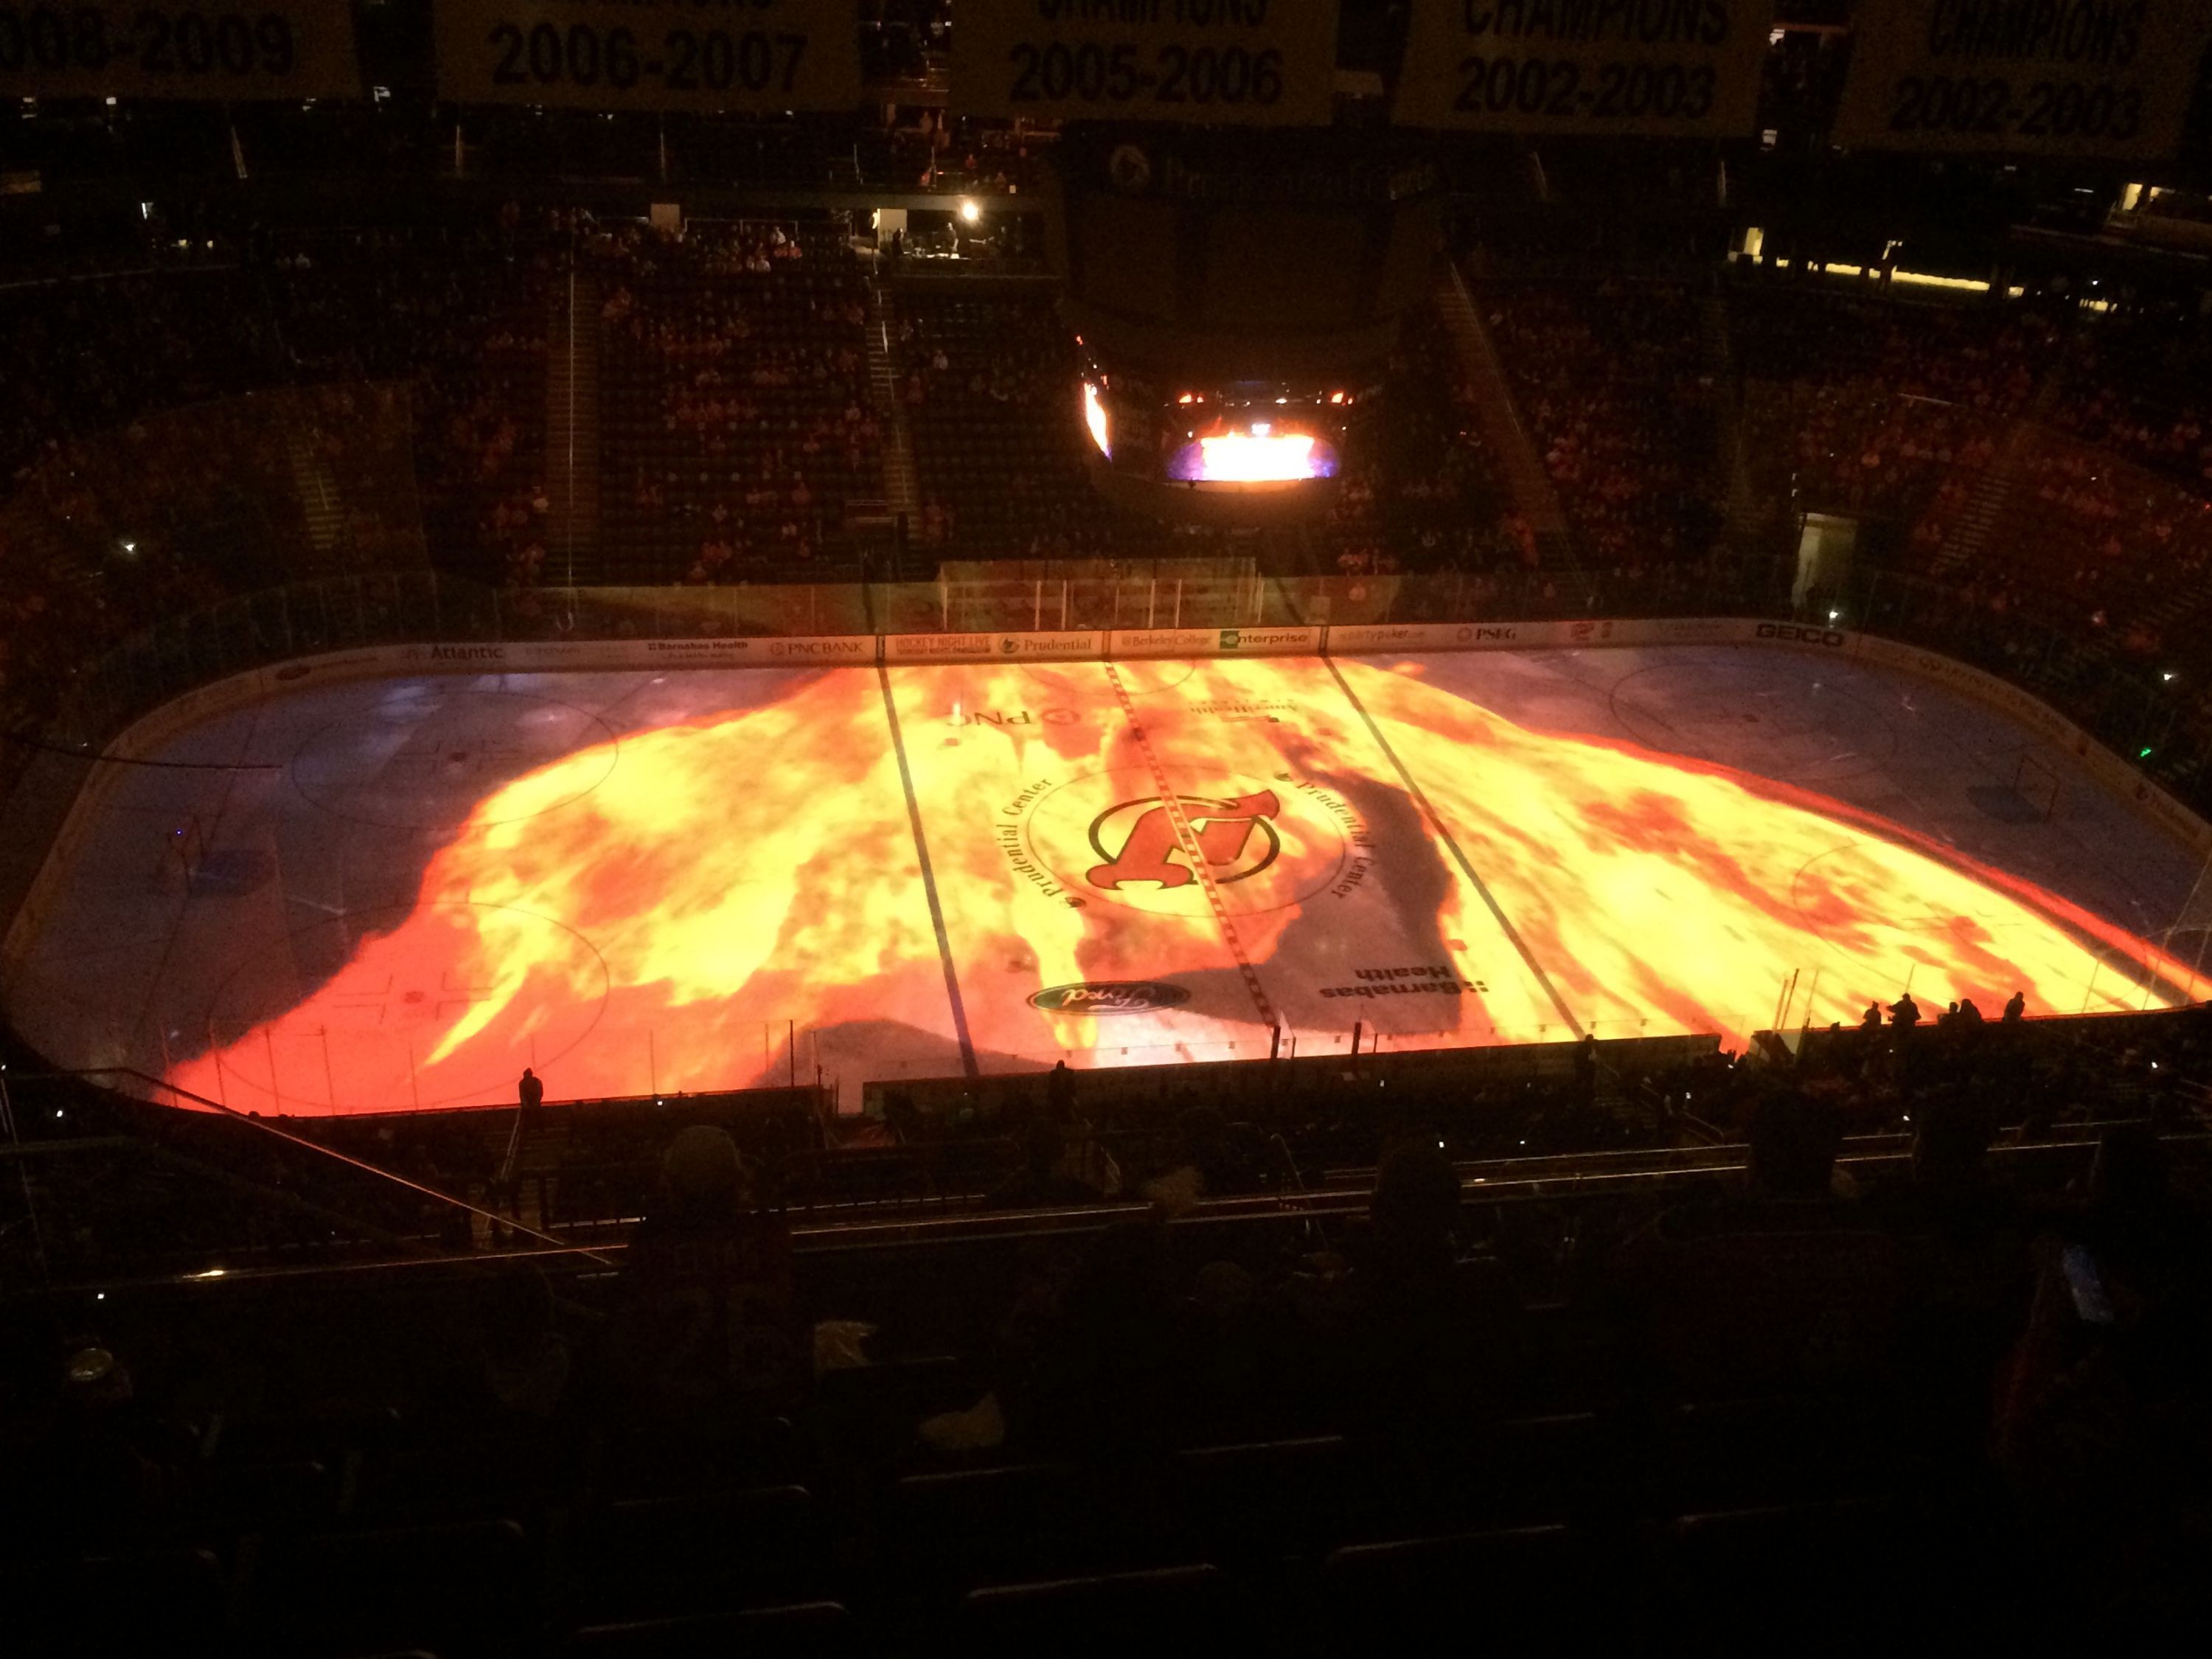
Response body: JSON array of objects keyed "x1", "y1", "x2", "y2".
[
  {"x1": 426, "y1": 644, "x2": 507, "y2": 662},
  {"x1": 1028, "y1": 981, "x2": 1192, "y2": 1015},
  {"x1": 1755, "y1": 623, "x2": 1847, "y2": 648}
]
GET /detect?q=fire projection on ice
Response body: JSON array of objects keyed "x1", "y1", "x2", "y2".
[{"x1": 161, "y1": 658, "x2": 2193, "y2": 1114}]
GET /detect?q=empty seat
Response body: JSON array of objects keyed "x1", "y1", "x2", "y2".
[
  {"x1": 560, "y1": 1485, "x2": 827, "y2": 1624},
  {"x1": 1662, "y1": 1499, "x2": 1897, "y2": 1653},
  {"x1": 1663, "y1": 1396, "x2": 1906, "y2": 1512},
  {"x1": 1169, "y1": 1436, "x2": 1349, "y2": 1563},
  {"x1": 565, "y1": 1600, "x2": 852, "y2": 1659},
  {"x1": 959, "y1": 1564, "x2": 1231, "y2": 1647},
  {"x1": 248, "y1": 1516, "x2": 529, "y2": 1658},
  {"x1": 0, "y1": 1546, "x2": 229, "y2": 1659},
  {"x1": 1321, "y1": 1525, "x2": 1608, "y2": 1646},
  {"x1": 889, "y1": 1462, "x2": 1173, "y2": 1590}
]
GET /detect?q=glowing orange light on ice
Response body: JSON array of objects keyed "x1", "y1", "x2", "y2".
[{"x1": 164, "y1": 659, "x2": 2198, "y2": 1114}]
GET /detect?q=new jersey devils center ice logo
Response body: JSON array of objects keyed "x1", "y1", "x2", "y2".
[
  {"x1": 1020, "y1": 769, "x2": 1346, "y2": 918},
  {"x1": 1085, "y1": 790, "x2": 1283, "y2": 891}
]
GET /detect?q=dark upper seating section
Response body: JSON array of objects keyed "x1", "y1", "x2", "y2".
[
  {"x1": 1483, "y1": 277, "x2": 1715, "y2": 568},
  {"x1": 895, "y1": 283, "x2": 1140, "y2": 559},
  {"x1": 591, "y1": 220, "x2": 883, "y2": 586}
]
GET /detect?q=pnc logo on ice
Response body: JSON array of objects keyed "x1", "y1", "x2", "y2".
[{"x1": 1085, "y1": 790, "x2": 1282, "y2": 891}]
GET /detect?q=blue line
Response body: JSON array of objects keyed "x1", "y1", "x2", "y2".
[
  {"x1": 877, "y1": 664, "x2": 978, "y2": 1078},
  {"x1": 1324, "y1": 657, "x2": 1585, "y2": 1038}
]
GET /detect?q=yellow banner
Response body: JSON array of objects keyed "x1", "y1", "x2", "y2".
[
  {"x1": 951, "y1": 0, "x2": 1340, "y2": 127},
  {"x1": 0, "y1": 1, "x2": 359, "y2": 100},
  {"x1": 1394, "y1": 0, "x2": 1775, "y2": 135},
  {"x1": 434, "y1": 0, "x2": 862, "y2": 112},
  {"x1": 1834, "y1": 0, "x2": 2211, "y2": 159}
]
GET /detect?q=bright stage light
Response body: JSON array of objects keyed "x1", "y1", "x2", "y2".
[
  {"x1": 959, "y1": 199, "x2": 981, "y2": 223},
  {"x1": 1082, "y1": 382, "x2": 1111, "y2": 458},
  {"x1": 1169, "y1": 430, "x2": 1336, "y2": 483}
]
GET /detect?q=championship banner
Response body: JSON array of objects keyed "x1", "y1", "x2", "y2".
[
  {"x1": 434, "y1": 0, "x2": 861, "y2": 112},
  {"x1": 0, "y1": 1, "x2": 360, "y2": 101},
  {"x1": 1834, "y1": 0, "x2": 2212, "y2": 160},
  {"x1": 950, "y1": 0, "x2": 1340, "y2": 127},
  {"x1": 1393, "y1": 0, "x2": 1775, "y2": 136}
]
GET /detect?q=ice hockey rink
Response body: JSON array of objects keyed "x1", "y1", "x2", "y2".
[{"x1": 4, "y1": 643, "x2": 2205, "y2": 1116}]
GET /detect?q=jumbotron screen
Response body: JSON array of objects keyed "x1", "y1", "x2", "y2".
[{"x1": 1080, "y1": 367, "x2": 1358, "y2": 514}]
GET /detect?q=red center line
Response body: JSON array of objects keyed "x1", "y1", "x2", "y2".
[{"x1": 1099, "y1": 662, "x2": 1281, "y2": 1034}]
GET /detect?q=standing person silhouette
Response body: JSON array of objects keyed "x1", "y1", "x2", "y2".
[
  {"x1": 1045, "y1": 1059, "x2": 1076, "y2": 1125},
  {"x1": 501, "y1": 1068, "x2": 546, "y2": 1194}
]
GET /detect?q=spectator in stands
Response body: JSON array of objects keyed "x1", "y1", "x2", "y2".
[
  {"x1": 1612, "y1": 1086, "x2": 1899, "y2": 1401},
  {"x1": 981, "y1": 1120, "x2": 1102, "y2": 1211},
  {"x1": 1004, "y1": 1220, "x2": 1181, "y2": 1459},
  {"x1": 604, "y1": 1126, "x2": 804, "y2": 1424},
  {"x1": 1997, "y1": 1127, "x2": 2212, "y2": 1636},
  {"x1": 2005, "y1": 990, "x2": 2028, "y2": 1023},
  {"x1": 462, "y1": 1260, "x2": 574, "y2": 1425},
  {"x1": 1337, "y1": 1142, "x2": 1531, "y2": 1436},
  {"x1": 1890, "y1": 992, "x2": 1923, "y2": 1029},
  {"x1": 1045, "y1": 1057, "x2": 1077, "y2": 1122}
]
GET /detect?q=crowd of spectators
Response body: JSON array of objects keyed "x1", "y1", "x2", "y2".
[
  {"x1": 262, "y1": 214, "x2": 558, "y2": 591},
  {"x1": 1730, "y1": 283, "x2": 2057, "y2": 560},
  {"x1": 1321, "y1": 305, "x2": 1517, "y2": 580},
  {"x1": 591, "y1": 218, "x2": 883, "y2": 587},
  {"x1": 4, "y1": 1000, "x2": 2208, "y2": 1649},
  {"x1": 897, "y1": 285, "x2": 1139, "y2": 559},
  {"x1": 2049, "y1": 308, "x2": 2212, "y2": 493},
  {"x1": 1482, "y1": 278, "x2": 1716, "y2": 567}
]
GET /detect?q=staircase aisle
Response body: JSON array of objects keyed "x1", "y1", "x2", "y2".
[
  {"x1": 1431, "y1": 263, "x2": 1584, "y2": 585},
  {"x1": 1701, "y1": 294, "x2": 1757, "y2": 538},
  {"x1": 285, "y1": 421, "x2": 345, "y2": 560},
  {"x1": 866, "y1": 276, "x2": 925, "y2": 570},
  {"x1": 545, "y1": 267, "x2": 602, "y2": 586},
  {"x1": 1935, "y1": 347, "x2": 2068, "y2": 580}
]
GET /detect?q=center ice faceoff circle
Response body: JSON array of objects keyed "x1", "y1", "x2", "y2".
[
  {"x1": 1019, "y1": 767, "x2": 1351, "y2": 917},
  {"x1": 151, "y1": 655, "x2": 2199, "y2": 1113}
]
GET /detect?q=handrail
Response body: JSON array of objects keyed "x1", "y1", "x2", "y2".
[{"x1": 78, "y1": 1066, "x2": 616, "y2": 1266}]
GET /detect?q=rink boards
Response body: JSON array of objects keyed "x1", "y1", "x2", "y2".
[{"x1": 4, "y1": 623, "x2": 2208, "y2": 1114}]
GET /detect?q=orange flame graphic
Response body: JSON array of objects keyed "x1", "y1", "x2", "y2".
[{"x1": 164, "y1": 657, "x2": 2196, "y2": 1114}]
